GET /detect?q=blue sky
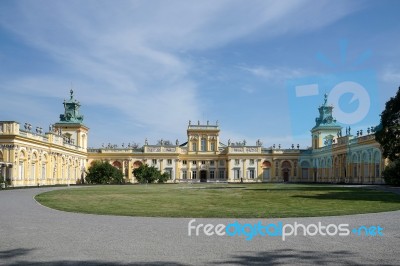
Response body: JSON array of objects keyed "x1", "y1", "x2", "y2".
[{"x1": 0, "y1": 0, "x2": 399, "y2": 148}]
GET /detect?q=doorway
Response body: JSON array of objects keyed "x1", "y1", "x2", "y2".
[
  {"x1": 200, "y1": 170, "x2": 207, "y2": 182},
  {"x1": 283, "y1": 170, "x2": 289, "y2": 182}
]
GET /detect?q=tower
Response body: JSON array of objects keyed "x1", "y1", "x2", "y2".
[
  {"x1": 53, "y1": 90, "x2": 89, "y2": 150},
  {"x1": 187, "y1": 120, "x2": 220, "y2": 154},
  {"x1": 311, "y1": 94, "x2": 342, "y2": 149}
]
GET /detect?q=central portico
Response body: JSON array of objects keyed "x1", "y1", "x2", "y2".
[{"x1": 184, "y1": 120, "x2": 224, "y2": 182}]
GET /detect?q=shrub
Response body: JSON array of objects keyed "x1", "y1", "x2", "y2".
[{"x1": 85, "y1": 161, "x2": 124, "y2": 184}]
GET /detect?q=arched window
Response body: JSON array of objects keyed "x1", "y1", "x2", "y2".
[
  {"x1": 31, "y1": 153, "x2": 38, "y2": 181},
  {"x1": 326, "y1": 158, "x2": 332, "y2": 179},
  {"x1": 320, "y1": 159, "x2": 326, "y2": 178},
  {"x1": 133, "y1": 161, "x2": 143, "y2": 169},
  {"x1": 113, "y1": 161, "x2": 122, "y2": 169},
  {"x1": 262, "y1": 161, "x2": 271, "y2": 181},
  {"x1": 352, "y1": 153, "x2": 358, "y2": 178},
  {"x1": 42, "y1": 154, "x2": 48, "y2": 180},
  {"x1": 18, "y1": 151, "x2": 26, "y2": 181},
  {"x1": 373, "y1": 151, "x2": 381, "y2": 178},
  {"x1": 301, "y1": 161, "x2": 310, "y2": 179},
  {"x1": 362, "y1": 152, "x2": 369, "y2": 178}
]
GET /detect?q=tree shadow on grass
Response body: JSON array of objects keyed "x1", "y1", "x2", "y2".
[
  {"x1": 0, "y1": 248, "x2": 35, "y2": 260},
  {"x1": 244, "y1": 186, "x2": 369, "y2": 192},
  {"x1": 1, "y1": 248, "x2": 397, "y2": 266},
  {"x1": 291, "y1": 191, "x2": 400, "y2": 203},
  {"x1": 211, "y1": 249, "x2": 395, "y2": 266},
  {"x1": 0, "y1": 248, "x2": 187, "y2": 266},
  {"x1": 8, "y1": 261, "x2": 186, "y2": 266}
]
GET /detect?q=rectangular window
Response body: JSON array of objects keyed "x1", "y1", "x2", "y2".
[
  {"x1": 192, "y1": 170, "x2": 197, "y2": 179},
  {"x1": 167, "y1": 159, "x2": 172, "y2": 165},
  {"x1": 210, "y1": 142, "x2": 215, "y2": 151},
  {"x1": 235, "y1": 159, "x2": 240, "y2": 165},
  {"x1": 165, "y1": 169, "x2": 172, "y2": 179},
  {"x1": 210, "y1": 170, "x2": 215, "y2": 179},
  {"x1": 182, "y1": 160, "x2": 187, "y2": 165},
  {"x1": 201, "y1": 161, "x2": 206, "y2": 165},
  {"x1": 182, "y1": 170, "x2": 187, "y2": 179},
  {"x1": 19, "y1": 162, "x2": 24, "y2": 180},
  {"x1": 375, "y1": 164, "x2": 380, "y2": 178},
  {"x1": 201, "y1": 138, "x2": 206, "y2": 151},
  {"x1": 152, "y1": 159, "x2": 157, "y2": 165},
  {"x1": 42, "y1": 164, "x2": 46, "y2": 180},
  {"x1": 192, "y1": 161, "x2": 197, "y2": 165},
  {"x1": 219, "y1": 170, "x2": 225, "y2": 179},
  {"x1": 249, "y1": 169, "x2": 255, "y2": 179},
  {"x1": 219, "y1": 160, "x2": 225, "y2": 166},
  {"x1": 192, "y1": 143, "x2": 197, "y2": 151},
  {"x1": 249, "y1": 159, "x2": 254, "y2": 165},
  {"x1": 234, "y1": 169, "x2": 240, "y2": 179},
  {"x1": 210, "y1": 160, "x2": 215, "y2": 166},
  {"x1": 31, "y1": 164, "x2": 36, "y2": 180}
]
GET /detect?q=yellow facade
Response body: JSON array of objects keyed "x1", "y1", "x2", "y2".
[{"x1": 0, "y1": 92, "x2": 385, "y2": 187}]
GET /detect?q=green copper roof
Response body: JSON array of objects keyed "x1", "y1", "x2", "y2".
[
  {"x1": 312, "y1": 93, "x2": 341, "y2": 130},
  {"x1": 59, "y1": 89, "x2": 84, "y2": 124}
]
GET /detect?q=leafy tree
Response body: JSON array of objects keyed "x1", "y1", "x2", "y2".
[
  {"x1": 85, "y1": 161, "x2": 124, "y2": 184},
  {"x1": 375, "y1": 87, "x2": 400, "y2": 185},
  {"x1": 382, "y1": 159, "x2": 400, "y2": 186},
  {"x1": 375, "y1": 87, "x2": 400, "y2": 161},
  {"x1": 133, "y1": 164, "x2": 170, "y2": 183}
]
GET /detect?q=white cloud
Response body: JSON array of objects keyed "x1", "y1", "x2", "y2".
[
  {"x1": 381, "y1": 68, "x2": 400, "y2": 84},
  {"x1": 238, "y1": 65, "x2": 311, "y2": 83},
  {"x1": 0, "y1": 0, "x2": 363, "y2": 145}
]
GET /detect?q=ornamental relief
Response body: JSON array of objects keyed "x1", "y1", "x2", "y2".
[
  {"x1": 246, "y1": 148, "x2": 258, "y2": 152},
  {"x1": 163, "y1": 147, "x2": 176, "y2": 152},
  {"x1": 147, "y1": 147, "x2": 161, "y2": 152}
]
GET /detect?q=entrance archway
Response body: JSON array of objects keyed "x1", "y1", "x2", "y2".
[
  {"x1": 281, "y1": 161, "x2": 291, "y2": 182},
  {"x1": 283, "y1": 170, "x2": 289, "y2": 182},
  {"x1": 262, "y1": 161, "x2": 271, "y2": 181},
  {"x1": 200, "y1": 170, "x2": 207, "y2": 182}
]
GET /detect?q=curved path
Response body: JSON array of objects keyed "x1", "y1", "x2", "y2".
[{"x1": 0, "y1": 187, "x2": 399, "y2": 265}]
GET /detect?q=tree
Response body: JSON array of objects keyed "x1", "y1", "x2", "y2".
[
  {"x1": 85, "y1": 161, "x2": 124, "y2": 184},
  {"x1": 382, "y1": 160, "x2": 400, "y2": 186},
  {"x1": 375, "y1": 87, "x2": 400, "y2": 186},
  {"x1": 133, "y1": 164, "x2": 170, "y2": 184}
]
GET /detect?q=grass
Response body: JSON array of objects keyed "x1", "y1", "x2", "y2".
[{"x1": 34, "y1": 183, "x2": 400, "y2": 218}]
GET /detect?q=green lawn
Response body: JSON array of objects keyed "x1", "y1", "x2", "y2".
[{"x1": 35, "y1": 183, "x2": 400, "y2": 218}]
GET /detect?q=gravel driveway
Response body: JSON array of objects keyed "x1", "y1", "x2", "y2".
[{"x1": 0, "y1": 187, "x2": 399, "y2": 265}]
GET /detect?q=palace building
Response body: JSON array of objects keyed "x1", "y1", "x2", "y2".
[{"x1": 0, "y1": 91, "x2": 385, "y2": 187}]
